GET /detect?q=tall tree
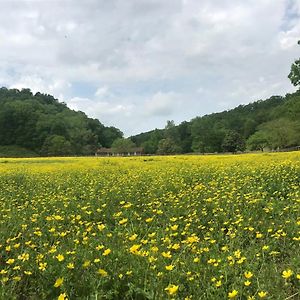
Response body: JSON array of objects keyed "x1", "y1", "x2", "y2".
[
  {"x1": 41, "y1": 135, "x2": 72, "y2": 156},
  {"x1": 222, "y1": 131, "x2": 245, "y2": 153},
  {"x1": 246, "y1": 131, "x2": 269, "y2": 151},
  {"x1": 258, "y1": 119, "x2": 300, "y2": 149},
  {"x1": 288, "y1": 59, "x2": 300, "y2": 87},
  {"x1": 288, "y1": 41, "x2": 300, "y2": 87},
  {"x1": 157, "y1": 138, "x2": 182, "y2": 155},
  {"x1": 111, "y1": 138, "x2": 135, "y2": 153}
]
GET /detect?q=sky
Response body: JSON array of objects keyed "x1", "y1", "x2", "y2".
[{"x1": 1, "y1": 0, "x2": 300, "y2": 136}]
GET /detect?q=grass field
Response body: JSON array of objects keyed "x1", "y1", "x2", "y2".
[{"x1": 0, "y1": 153, "x2": 300, "y2": 300}]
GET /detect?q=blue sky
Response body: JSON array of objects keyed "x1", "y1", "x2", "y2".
[{"x1": 0, "y1": 0, "x2": 300, "y2": 136}]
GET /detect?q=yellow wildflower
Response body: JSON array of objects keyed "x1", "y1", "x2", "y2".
[
  {"x1": 244, "y1": 280, "x2": 251, "y2": 286},
  {"x1": 83, "y1": 260, "x2": 91, "y2": 268},
  {"x1": 258, "y1": 291, "x2": 267, "y2": 298},
  {"x1": 54, "y1": 277, "x2": 64, "y2": 288},
  {"x1": 103, "y1": 249, "x2": 111, "y2": 256},
  {"x1": 97, "y1": 269, "x2": 108, "y2": 277},
  {"x1": 215, "y1": 280, "x2": 222, "y2": 287},
  {"x1": 6, "y1": 258, "x2": 15, "y2": 264},
  {"x1": 13, "y1": 276, "x2": 21, "y2": 281},
  {"x1": 172, "y1": 243, "x2": 180, "y2": 250},
  {"x1": 145, "y1": 218, "x2": 153, "y2": 223},
  {"x1": 161, "y1": 251, "x2": 172, "y2": 258},
  {"x1": 39, "y1": 262, "x2": 47, "y2": 271},
  {"x1": 96, "y1": 245, "x2": 104, "y2": 250},
  {"x1": 165, "y1": 264, "x2": 174, "y2": 271},
  {"x1": 165, "y1": 284, "x2": 179, "y2": 295},
  {"x1": 228, "y1": 290, "x2": 238, "y2": 298},
  {"x1": 24, "y1": 271, "x2": 32, "y2": 275},
  {"x1": 129, "y1": 234, "x2": 137, "y2": 241},
  {"x1": 56, "y1": 254, "x2": 64, "y2": 262},
  {"x1": 244, "y1": 271, "x2": 253, "y2": 279},
  {"x1": 67, "y1": 263, "x2": 74, "y2": 269},
  {"x1": 282, "y1": 269, "x2": 293, "y2": 279},
  {"x1": 97, "y1": 224, "x2": 106, "y2": 231},
  {"x1": 171, "y1": 225, "x2": 178, "y2": 231},
  {"x1": 129, "y1": 244, "x2": 141, "y2": 254},
  {"x1": 119, "y1": 218, "x2": 128, "y2": 225},
  {"x1": 58, "y1": 293, "x2": 67, "y2": 300}
]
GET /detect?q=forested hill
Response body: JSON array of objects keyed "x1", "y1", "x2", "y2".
[
  {"x1": 1, "y1": 87, "x2": 300, "y2": 157},
  {"x1": 0, "y1": 87, "x2": 122, "y2": 156},
  {"x1": 131, "y1": 90, "x2": 300, "y2": 154}
]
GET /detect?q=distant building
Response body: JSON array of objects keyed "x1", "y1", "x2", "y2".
[
  {"x1": 275, "y1": 145, "x2": 300, "y2": 152},
  {"x1": 95, "y1": 147, "x2": 112, "y2": 156},
  {"x1": 95, "y1": 147, "x2": 144, "y2": 156}
]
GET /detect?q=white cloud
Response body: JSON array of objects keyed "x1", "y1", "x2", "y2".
[
  {"x1": 144, "y1": 92, "x2": 181, "y2": 116},
  {"x1": 279, "y1": 24, "x2": 300, "y2": 49},
  {"x1": 9, "y1": 76, "x2": 71, "y2": 100},
  {"x1": 0, "y1": 0, "x2": 299, "y2": 135},
  {"x1": 67, "y1": 96, "x2": 135, "y2": 133},
  {"x1": 68, "y1": 97, "x2": 133, "y2": 116},
  {"x1": 95, "y1": 86, "x2": 109, "y2": 98}
]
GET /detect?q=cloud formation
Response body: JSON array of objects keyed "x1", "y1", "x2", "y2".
[
  {"x1": 0, "y1": 0, "x2": 300, "y2": 135},
  {"x1": 144, "y1": 92, "x2": 181, "y2": 117}
]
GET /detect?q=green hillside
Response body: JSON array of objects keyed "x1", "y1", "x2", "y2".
[
  {"x1": 0, "y1": 88, "x2": 123, "y2": 156},
  {"x1": 131, "y1": 91, "x2": 300, "y2": 154}
]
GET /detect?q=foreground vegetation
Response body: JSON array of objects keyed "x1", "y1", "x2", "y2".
[{"x1": 0, "y1": 153, "x2": 300, "y2": 299}]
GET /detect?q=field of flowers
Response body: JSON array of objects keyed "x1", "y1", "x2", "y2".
[{"x1": 0, "y1": 153, "x2": 300, "y2": 300}]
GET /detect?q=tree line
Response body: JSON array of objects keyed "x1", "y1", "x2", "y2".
[
  {"x1": 130, "y1": 91, "x2": 300, "y2": 154},
  {"x1": 130, "y1": 53, "x2": 300, "y2": 154},
  {"x1": 1, "y1": 86, "x2": 299, "y2": 157}
]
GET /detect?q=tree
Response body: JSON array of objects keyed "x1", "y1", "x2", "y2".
[
  {"x1": 246, "y1": 131, "x2": 269, "y2": 151},
  {"x1": 288, "y1": 40, "x2": 300, "y2": 87},
  {"x1": 191, "y1": 117, "x2": 225, "y2": 153},
  {"x1": 165, "y1": 120, "x2": 180, "y2": 142},
  {"x1": 177, "y1": 121, "x2": 192, "y2": 153},
  {"x1": 288, "y1": 59, "x2": 300, "y2": 87},
  {"x1": 191, "y1": 138, "x2": 205, "y2": 153},
  {"x1": 102, "y1": 127, "x2": 123, "y2": 148},
  {"x1": 243, "y1": 119, "x2": 257, "y2": 138},
  {"x1": 222, "y1": 131, "x2": 245, "y2": 153},
  {"x1": 157, "y1": 138, "x2": 182, "y2": 154},
  {"x1": 41, "y1": 135, "x2": 72, "y2": 156},
  {"x1": 141, "y1": 140, "x2": 158, "y2": 154},
  {"x1": 257, "y1": 119, "x2": 299, "y2": 149},
  {"x1": 111, "y1": 138, "x2": 135, "y2": 153}
]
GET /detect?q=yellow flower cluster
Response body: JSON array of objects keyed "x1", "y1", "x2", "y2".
[{"x1": 0, "y1": 152, "x2": 299, "y2": 299}]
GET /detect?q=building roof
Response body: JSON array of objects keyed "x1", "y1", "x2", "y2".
[{"x1": 96, "y1": 147, "x2": 144, "y2": 153}]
